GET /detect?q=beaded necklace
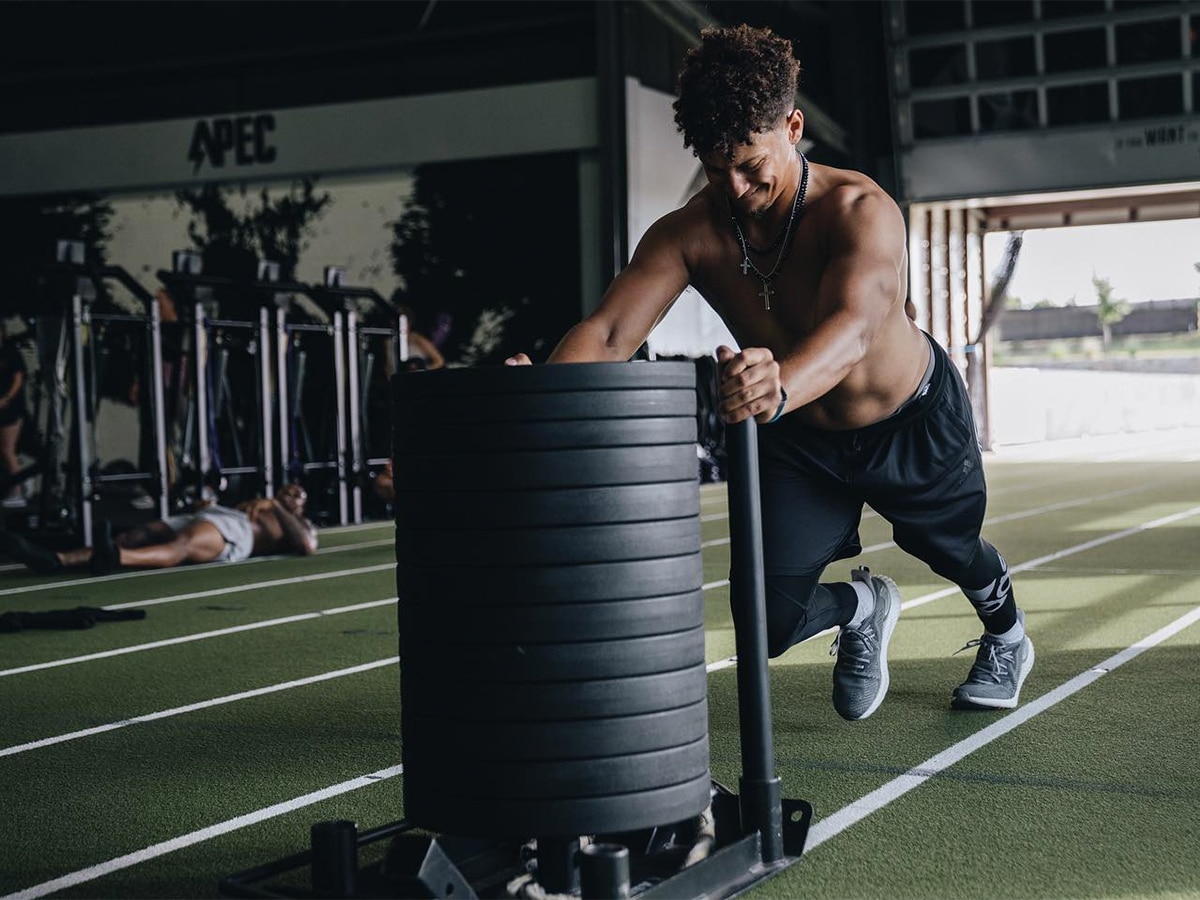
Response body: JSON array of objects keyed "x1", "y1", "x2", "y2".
[{"x1": 730, "y1": 149, "x2": 809, "y2": 311}]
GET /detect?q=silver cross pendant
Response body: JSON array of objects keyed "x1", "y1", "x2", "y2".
[
  {"x1": 740, "y1": 257, "x2": 752, "y2": 275},
  {"x1": 759, "y1": 281, "x2": 772, "y2": 310}
]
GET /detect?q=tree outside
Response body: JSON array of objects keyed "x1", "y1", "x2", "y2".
[
  {"x1": 1091, "y1": 273, "x2": 1130, "y2": 348},
  {"x1": 388, "y1": 152, "x2": 582, "y2": 366}
]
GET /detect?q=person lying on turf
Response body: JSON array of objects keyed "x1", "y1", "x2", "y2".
[{"x1": 0, "y1": 483, "x2": 317, "y2": 575}]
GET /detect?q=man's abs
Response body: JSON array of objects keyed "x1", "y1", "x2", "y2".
[{"x1": 795, "y1": 324, "x2": 933, "y2": 431}]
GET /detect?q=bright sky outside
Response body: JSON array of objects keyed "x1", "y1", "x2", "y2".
[{"x1": 984, "y1": 218, "x2": 1200, "y2": 309}]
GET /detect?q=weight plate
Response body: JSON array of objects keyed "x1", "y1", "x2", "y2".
[
  {"x1": 403, "y1": 774, "x2": 712, "y2": 839},
  {"x1": 394, "y1": 481, "x2": 700, "y2": 528},
  {"x1": 395, "y1": 445, "x2": 698, "y2": 490},
  {"x1": 399, "y1": 626, "x2": 706, "y2": 682},
  {"x1": 394, "y1": 389, "x2": 696, "y2": 425},
  {"x1": 403, "y1": 737, "x2": 710, "y2": 801},
  {"x1": 399, "y1": 590, "x2": 703, "y2": 643},
  {"x1": 391, "y1": 361, "x2": 696, "y2": 397},
  {"x1": 398, "y1": 664, "x2": 708, "y2": 721},
  {"x1": 396, "y1": 554, "x2": 703, "y2": 604},
  {"x1": 393, "y1": 417, "x2": 697, "y2": 453},
  {"x1": 401, "y1": 700, "x2": 708, "y2": 761},
  {"x1": 394, "y1": 518, "x2": 700, "y2": 566}
]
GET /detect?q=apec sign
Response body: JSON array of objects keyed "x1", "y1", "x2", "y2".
[{"x1": 188, "y1": 113, "x2": 277, "y2": 174}]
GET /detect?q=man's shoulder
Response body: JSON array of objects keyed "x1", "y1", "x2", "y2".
[
  {"x1": 636, "y1": 189, "x2": 723, "y2": 263},
  {"x1": 812, "y1": 164, "x2": 898, "y2": 216}
]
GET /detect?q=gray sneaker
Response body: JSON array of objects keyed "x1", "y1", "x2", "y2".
[
  {"x1": 951, "y1": 610, "x2": 1035, "y2": 710},
  {"x1": 830, "y1": 567, "x2": 901, "y2": 721}
]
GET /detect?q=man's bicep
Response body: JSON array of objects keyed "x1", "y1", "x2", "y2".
[{"x1": 575, "y1": 218, "x2": 693, "y2": 357}]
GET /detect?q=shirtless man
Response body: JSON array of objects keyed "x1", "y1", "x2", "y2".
[
  {"x1": 0, "y1": 483, "x2": 317, "y2": 575},
  {"x1": 507, "y1": 24, "x2": 1033, "y2": 719}
]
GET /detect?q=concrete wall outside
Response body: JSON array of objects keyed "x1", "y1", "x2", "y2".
[
  {"x1": 996, "y1": 299, "x2": 1199, "y2": 342},
  {"x1": 990, "y1": 367, "x2": 1200, "y2": 446}
]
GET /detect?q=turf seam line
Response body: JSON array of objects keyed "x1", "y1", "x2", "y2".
[
  {"x1": 0, "y1": 598, "x2": 398, "y2": 678},
  {"x1": 0, "y1": 765, "x2": 406, "y2": 900},
  {"x1": 858, "y1": 481, "x2": 1159, "y2": 554},
  {"x1": 804, "y1": 598, "x2": 1200, "y2": 853},
  {"x1": 102, "y1": 563, "x2": 395, "y2": 611},
  {"x1": 0, "y1": 658, "x2": 399, "y2": 758}
]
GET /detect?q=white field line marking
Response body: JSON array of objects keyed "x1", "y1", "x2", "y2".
[
  {"x1": 705, "y1": 504, "x2": 1200, "y2": 666},
  {"x1": 0, "y1": 536, "x2": 394, "y2": 598},
  {"x1": 0, "y1": 765, "x2": 406, "y2": 900},
  {"x1": 805, "y1": 599, "x2": 1200, "y2": 852},
  {"x1": 706, "y1": 483, "x2": 1161, "y2": 574},
  {"x1": 894, "y1": 503, "x2": 1200, "y2": 616},
  {"x1": 700, "y1": 512, "x2": 729, "y2": 523},
  {"x1": 0, "y1": 598, "x2": 397, "y2": 679},
  {"x1": 319, "y1": 521, "x2": 393, "y2": 535},
  {"x1": 12, "y1": 492, "x2": 1191, "y2": 681},
  {"x1": 103, "y1": 563, "x2": 394, "y2": 611},
  {"x1": 859, "y1": 482, "x2": 1157, "y2": 554},
  {"x1": 6, "y1": 505, "x2": 1198, "y2": 896},
  {"x1": 12, "y1": 546, "x2": 1195, "y2": 900},
  {"x1": 0, "y1": 658, "x2": 399, "y2": 759}
]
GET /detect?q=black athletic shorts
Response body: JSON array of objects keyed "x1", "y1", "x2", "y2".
[{"x1": 756, "y1": 332, "x2": 987, "y2": 584}]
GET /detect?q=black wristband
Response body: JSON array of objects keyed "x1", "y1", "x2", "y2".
[{"x1": 766, "y1": 386, "x2": 788, "y2": 424}]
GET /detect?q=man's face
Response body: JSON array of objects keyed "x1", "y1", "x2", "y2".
[{"x1": 699, "y1": 111, "x2": 802, "y2": 219}]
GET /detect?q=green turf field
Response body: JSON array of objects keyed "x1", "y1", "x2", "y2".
[{"x1": 2, "y1": 429, "x2": 1198, "y2": 899}]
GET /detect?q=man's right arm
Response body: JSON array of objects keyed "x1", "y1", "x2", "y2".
[{"x1": 508, "y1": 211, "x2": 693, "y2": 365}]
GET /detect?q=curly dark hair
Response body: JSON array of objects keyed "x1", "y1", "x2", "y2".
[{"x1": 673, "y1": 24, "x2": 801, "y2": 160}]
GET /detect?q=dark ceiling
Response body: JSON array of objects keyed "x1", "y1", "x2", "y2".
[{"x1": 0, "y1": 1, "x2": 894, "y2": 181}]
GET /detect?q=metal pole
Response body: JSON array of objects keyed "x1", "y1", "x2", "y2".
[
  {"x1": 275, "y1": 307, "x2": 291, "y2": 484},
  {"x1": 724, "y1": 418, "x2": 784, "y2": 864},
  {"x1": 397, "y1": 313, "x2": 409, "y2": 364},
  {"x1": 194, "y1": 303, "x2": 211, "y2": 487},
  {"x1": 149, "y1": 300, "x2": 170, "y2": 519},
  {"x1": 70, "y1": 294, "x2": 93, "y2": 547},
  {"x1": 259, "y1": 307, "x2": 275, "y2": 498},
  {"x1": 345, "y1": 309, "x2": 363, "y2": 524},
  {"x1": 332, "y1": 312, "x2": 348, "y2": 526}
]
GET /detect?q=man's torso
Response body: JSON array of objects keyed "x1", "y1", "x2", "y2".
[{"x1": 676, "y1": 162, "x2": 928, "y2": 430}]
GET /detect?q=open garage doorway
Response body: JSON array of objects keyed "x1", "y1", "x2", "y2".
[{"x1": 907, "y1": 184, "x2": 1200, "y2": 452}]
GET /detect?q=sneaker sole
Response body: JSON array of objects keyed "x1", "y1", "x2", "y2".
[
  {"x1": 951, "y1": 637, "x2": 1036, "y2": 710},
  {"x1": 843, "y1": 575, "x2": 902, "y2": 721}
]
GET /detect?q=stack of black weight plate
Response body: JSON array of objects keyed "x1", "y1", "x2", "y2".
[{"x1": 392, "y1": 361, "x2": 710, "y2": 838}]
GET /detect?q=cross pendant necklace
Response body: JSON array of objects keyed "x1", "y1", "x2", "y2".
[{"x1": 730, "y1": 149, "x2": 809, "y2": 314}]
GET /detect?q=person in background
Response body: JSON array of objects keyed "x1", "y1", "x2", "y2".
[
  {"x1": 0, "y1": 483, "x2": 317, "y2": 575},
  {"x1": 0, "y1": 322, "x2": 29, "y2": 508}
]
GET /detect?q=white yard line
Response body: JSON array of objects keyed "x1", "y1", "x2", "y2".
[
  {"x1": 11, "y1": 568, "x2": 1197, "y2": 899},
  {"x1": 0, "y1": 765, "x2": 406, "y2": 900},
  {"x1": 103, "y1": 563, "x2": 394, "y2": 611},
  {"x1": 805, "y1": 599, "x2": 1200, "y2": 851},
  {"x1": 4, "y1": 504, "x2": 1199, "y2": 897},
  {"x1": 0, "y1": 658, "x2": 399, "y2": 758},
  {"x1": 0, "y1": 598, "x2": 397, "y2": 678}
]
